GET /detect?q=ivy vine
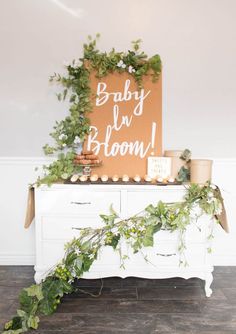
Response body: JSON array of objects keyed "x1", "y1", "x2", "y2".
[
  {"x1": 3, "y1": 182, "x2": 223, "y2": 333},
  {"x1": 38, "y1": 34, "x2": 162, "y2": 185}
]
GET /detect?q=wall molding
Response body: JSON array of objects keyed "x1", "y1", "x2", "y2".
[
  {"x1": 0, "y1": 254, "x2": 35, "y2": 265},
  {"x1": 0, "y1": 156, "x2": 236, "y2": 266},
  {"x1": 0, "y1": 157, "x2": 53, "y2": 165}
]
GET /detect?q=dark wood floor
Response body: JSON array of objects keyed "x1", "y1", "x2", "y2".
[{"x1": 0, "y1": 267, "x2": 236, "y2": 333}]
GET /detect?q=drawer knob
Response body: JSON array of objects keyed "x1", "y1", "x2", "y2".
[
  {"x1": 71, "y1": 201, "x2": 91, "y2": 205},
  {"x1": 156, "y1": 253, "x2": 176, "y2": 257}
]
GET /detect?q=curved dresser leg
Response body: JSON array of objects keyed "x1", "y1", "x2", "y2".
[
  {"x1": 34, "y1": 271, "x2": 43, "y2": 284},
  {"x1": 205, "y1": 272, "x2": 213, "y2": 297}
]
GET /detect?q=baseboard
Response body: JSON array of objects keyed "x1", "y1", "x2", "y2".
[
  {"x1": 0, "y1": 254, "x2": 35, "y2": 265},
  {"x1": 212, "y1": 255, "x2": 236, "y2": 266}
]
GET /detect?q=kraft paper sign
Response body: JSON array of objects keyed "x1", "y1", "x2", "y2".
[
  {"x1": 84, "y1": 71, "x2": 162, "y2": 177},
  {"x1": 147, "y1": 157, "x2": 171, "y2": 179}
]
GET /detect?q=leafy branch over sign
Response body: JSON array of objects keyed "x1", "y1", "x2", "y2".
[{"x1": 37, "y1": 35, "x2": 162, "y2": 186}]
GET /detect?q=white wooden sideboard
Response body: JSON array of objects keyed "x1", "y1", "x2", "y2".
[{"x1": 34, "y1": 184, "x2": 214, "y2": 297}]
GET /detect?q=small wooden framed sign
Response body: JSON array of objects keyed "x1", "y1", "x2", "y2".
[{"x1": 147, "y1": 157, "x2": 171, "y2": 179}]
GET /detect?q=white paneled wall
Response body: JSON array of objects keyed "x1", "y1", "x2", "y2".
[
  {"x1": 0, "y1": 0, "x2": 236, "y2": 158},
  {"x1": 0, "y1": 157, "x2": 235, "y2": 265}
]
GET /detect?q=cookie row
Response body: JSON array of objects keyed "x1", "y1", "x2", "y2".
[{"x1": 70, "y1": 174, "x2": 176, "y2": 183}]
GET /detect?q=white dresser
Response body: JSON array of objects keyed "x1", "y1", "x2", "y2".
[{"x1": 34, "y1": 184, "x2": 214, "y2": 297}]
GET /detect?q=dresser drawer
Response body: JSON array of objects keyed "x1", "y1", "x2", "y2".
[
  {"x1": 41, "y1": 216, "x2": 104, "y2": 240},
  {"x1": 123, "y1": 242, "x2": 206, "y2": 270},
  {"x1": 36, "y1": 189, "x2": 120, "y2": 215},
  {"x1": 127, "y1": 189, "x2": 185, "y2": 216},
  {"x1": 40, "y1": 241, "x2": 121, "y2": 269},
  {"x1": 155, "y1": 224, "x2": 208, "y2": 244}
]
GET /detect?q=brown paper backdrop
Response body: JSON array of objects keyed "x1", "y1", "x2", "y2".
[{"x1": 84, "y1": 71, "x2": 162, "y2": 177}]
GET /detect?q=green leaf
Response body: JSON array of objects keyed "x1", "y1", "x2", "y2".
[
  {"x1": 27, "y1": 315, "x2": 39, "y2": 329},
  {"x1": 180, "y1": 149, "x2": 191, "y2": 162},
  {"x1": 152, "y1": 223, "x2": 162, "y2": 234},
  {"x1": 3, "y1": 330, "x2": 24, "y2": 334},
  {"x1": 109, "y1": 204, "x2": 118, "y2": 217},
  {"x1": 65, "y1": 251, "x2": 78, "y2": 266},
  {"x1": 39, "y1": 277, "x2": 72, "y2": 315},
  {"x1": 109, "y1": 234, "x2": 120, "y2": 249},
  {"x1": 80, "y1": 241, "x2": 91, "y2": 252},
  {"x1": 177, "y1": 166, "x2": 190, "y2": 182},
  {"x1": 16, "y1": 310, "x2": 26, "y2": 318},
  {"x1": 145, "y1": 204, "x2": 155, "y2": 215},
  {"x1": 74, "y1": 256, "x2": 83, "y2": 270},
  {"x1": 4, "y1": 316, "x2": 23, "y2": 331},
  {"x1": 142, "y1": 235, "x2": 154, "y2": 247},
  {"x1": 24, "y1": 284, "x2": 43, "y2": 301},
  {"x1": 19, "y1": 290, "x2": 37, "y2": 314}
]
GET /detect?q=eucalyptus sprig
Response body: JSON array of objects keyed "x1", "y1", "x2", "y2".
[
  {"x1": 177, "y1": 148, "x2": 192, "y2": 182},
  {"x1": 3, "y1": 183, "x2": 223, "y2": 333},
  {"x1": 36, "y1": 152, "x2": 82, "y2": 186}
]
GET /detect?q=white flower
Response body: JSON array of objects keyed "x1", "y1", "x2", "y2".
[
  {"x1": 63, "y1": 60, "x2": 71, "y2": 67},
  {"x1": 74, "y1": 136, "x2": 81, "y2": 144},
  {"x1": 62, "y1": 143, "x2": 67, "y2": 147},
  {"x1": 215, "y1": 208, "x2": 222, "y2": 215},
  {"x1": 207, "y1": 198, "x2": 214, "y2": 204},
  {"x1": 210, "y1": 184, "x2": 217, "y2": 190},
  {"x1": 117, "y1": 60, "x2": 126, "y2": 68},
  {"x1": 128, "y1": 65, "x2": 135, "y2": 73},
  {"x1": 58, "y1": 134, "x2": 67, "y2": 141},
  {"x1": 73, "y1": 59, "x2": 81, "y2": 67},
  {"x1": 64, "y1": 59, "x2": 81, "y2": 68}
]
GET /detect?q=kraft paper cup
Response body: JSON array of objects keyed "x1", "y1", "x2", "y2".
[
  {"x1": 190, "y1": 159, "x2": 213, "y2": 184},
  {"x1": 164, "y1": 150, "x2": 186, "y2": 179}
]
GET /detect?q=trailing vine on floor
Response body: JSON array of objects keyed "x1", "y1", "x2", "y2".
[
  {"x1": 38, "y1": 34, "x2": 162, "y2": 185},
  {"x1": 3, "y1": 182, "x2": 223, "y2": 333}
]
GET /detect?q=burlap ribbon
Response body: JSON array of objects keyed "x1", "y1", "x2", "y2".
[
  {"x1": 24, "y1": 187, "x2": 35, "y2": 229},
  {"x1": 215, "y1": 187, "x2": 229, "y2": 233}
]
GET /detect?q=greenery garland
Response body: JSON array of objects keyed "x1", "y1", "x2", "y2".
[
  {"x1": 38, "y1": 35, "x2": 162, "y2": 185},
  {"x1": 3, "y1": 182, "x2": 223, "y2": 333}
]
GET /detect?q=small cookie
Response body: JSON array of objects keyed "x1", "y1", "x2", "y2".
[
  {"x1": 75, "y1": 155, "x2": 85, "y2": 160},
  {"x1": 157, "y1": 177, "x2": 163, "y2": 183},
  {"x1": 70, "y1": 174, "x2": 79, "y2": 183},
  {"x1": 80, "y1": 159, "x2": 92, "y2": 165},
  {"x1": 85, "y1": 154, "x2": 99, "y2": 160},
  {"x1": 144, "y1": 174, "x2": 152, "y2": 182},
  {"x1": 90, "y1": 159, "x2": 101, "y2": 165},
  {"x1": 122, "y1": 174, "x2": 129, "y2": 182},
  {"x1": 112, "y1": 175, "x2": 119, "y2": 182},
  {"x1": 101, "y1": 175, "x2": 108, "y2": 182},
  {"x1": 168, "y1": 177, "x2": 175, "y2": 183},
  {"x1": 133, "y1": 175, "x2": 141, "y2": 182},
  {"x1": 90, "y1": 174, "x2": 99, "y2": 182},
  {"x1": 82, "y1": 150, "x2": 93, "y2": 155},
  {"x1": 79, "y1": 175, "x2": 88, "y2": 182}
]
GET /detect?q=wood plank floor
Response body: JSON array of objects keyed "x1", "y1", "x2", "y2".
[{"x1": 0, "y1": 266, "x2": 236, "y2": 333}]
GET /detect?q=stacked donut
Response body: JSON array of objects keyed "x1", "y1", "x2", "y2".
[{"x1": 74, "y1": 150, "x2": 101, "y2": 166}]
